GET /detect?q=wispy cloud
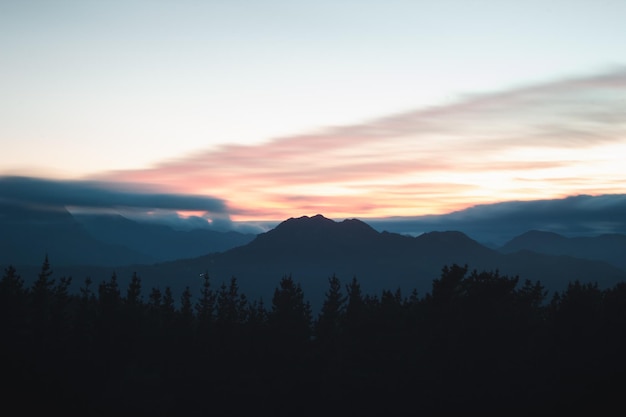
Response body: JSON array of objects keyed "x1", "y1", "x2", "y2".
[
  {"x1": 0, "y1": 176, "x2": 230, "y2": 229},
  {"x1": 96, "y1": 68, "x2": 626, "y2": 220},
  {"x1": 366, "y1": 194, "x2": 626, "y2": 245}
]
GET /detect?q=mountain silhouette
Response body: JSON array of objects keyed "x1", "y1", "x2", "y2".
[
  {"x1": 74, "y1": 212, "x2": 255, "y2": 262},
  {"x1": 367, "y1": 193, "x2": 626, "y2": 246},
  {"x1": 0, "y1": 202, "x2": 256, "y2": 268},
  {"x1": 226, "y1": 214, "x2": 395, "y2": 261},
  {"x1": 83, "y1": 215, "x2": 625, "y2": 312},
  {"x1": 5, "y1": 213, "x2": 625, "y2": 312},
  {"x1": 500, "y1": 230, "x2": 626, "y2": 271},
  {"x1": 0, "y1": 203, "x2": 152, "y2": 266}
]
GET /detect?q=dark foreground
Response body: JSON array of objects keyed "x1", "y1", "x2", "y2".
[{"x1": 2, "y1": 260, "x2": 626, "y2": 416}]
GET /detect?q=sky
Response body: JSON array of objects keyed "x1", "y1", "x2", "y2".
[{"x1": 1, "y1": 0, "x2": 626, "y2": 225}]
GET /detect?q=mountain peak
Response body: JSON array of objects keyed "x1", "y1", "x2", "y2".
[
  {"x1": 414, "y1": 230, "x2": 494, "y2": 258},
  {"x1": 280, "y1": 214, "x2": 334, "y2": 225},
  {"x1": 238, "y1": 214, "x2": 381, "y2": 258},
  {"x1": 500, "y1": 230, "x2": 567, "y2": 253},
  {"x1": 271, "y1": 214, "x2": 376, "y2": 236}
]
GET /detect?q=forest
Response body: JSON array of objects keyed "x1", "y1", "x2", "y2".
[{"x1": 2, "y1": 256, "x2": 626, "y2": 416}]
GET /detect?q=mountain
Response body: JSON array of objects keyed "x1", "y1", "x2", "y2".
[
  {"x1": 366, "y1": 193, "x2": 626, "y2": 246},
  {"x1": 0, "y1": 203, "x2": 152, "y2": 267},
  {"x1": 499, "y1": 230, "x2": 626, "y2": 271},
  {"x1": 0, "y1": 203, "x2": 256, "y2": 267},
  {"x1": 45, "y1": 214, "x2": 624, "y2": 312},
  {"x1": 73, "y1": 213, "x2": 255, "y2": 262}
]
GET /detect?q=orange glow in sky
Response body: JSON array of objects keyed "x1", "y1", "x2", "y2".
[
  {"x1": 93, "y1": 70, "x2": 626, "y2": 222},
  {"x1": 2, "y1": 2, "x2": 626, "y2": 223}
]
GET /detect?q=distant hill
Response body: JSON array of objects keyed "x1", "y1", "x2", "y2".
[
  {"x1": 73, "y1": 213, "x2": 255, "y2": 262},
  {"x1": 366, "y1": 193, "x2": 626, "y2": 246},
  {"x1": 0, "y1": 203, "x2": 152, "y2": 267},
  {"x1": 499, "y1": 230, "x2": 626, "y2": 271},
  {"x1": 34, "y1": 214, "x2": 624, "y2": 312},
  {"x1": 0, "y1": 203, "x2": 256, "y2": 267}
]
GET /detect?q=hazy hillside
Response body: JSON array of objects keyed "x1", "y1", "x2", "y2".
[
  {"x1": 15, "y1": 214, "x2": 623, "y2": 313},
  {"x1": 74, "y1": 213, "x2": 255, "y2": 262},
  {"x1": 0, "y1": 203, "x2": 255, "y2": 267},
  {"x1": 499, "y1": 230, "x2": 626, "y2": 271},
  {"x1": 367, "y1": 194, "x2": 626, "y2": 246},
  {"x1": 0, "y1": 203, "x2": 153, "y2": 266}
]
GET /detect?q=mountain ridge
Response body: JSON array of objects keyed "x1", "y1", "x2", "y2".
[
  {"x1": 70, "y1": 214, "x2": 623, "y2": 311},
  {"x1": 499, "y1": 229, "x2": 626, "y2": 271},
  {"x1": 3, "y1": 213, "x2": 625, "y2": 312},
  {"x1": 0, "y1": 202, "x2": 255, "y2": 267}
]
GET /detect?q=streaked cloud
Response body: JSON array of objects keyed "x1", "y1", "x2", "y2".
[
  {"x1": 367, "y1": 194, "x2": 626, "y2": 246},
  {"x1": 95, "y1": 69, "x2": 626, "y2": 221},
  {"x1": 0, "y1": 176, "x2": 229, "y2": 230}
]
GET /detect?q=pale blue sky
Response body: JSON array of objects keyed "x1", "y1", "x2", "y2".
[{"x1": 1, "y1": 0, "x2": 625, "y2": 180}]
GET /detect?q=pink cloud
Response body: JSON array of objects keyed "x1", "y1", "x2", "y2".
[{"x1": 95, "y1": 69, "x2": 626, "y2": 220}]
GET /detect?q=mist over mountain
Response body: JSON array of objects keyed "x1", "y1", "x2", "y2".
[
  {"x1": 6, "y1": 219, "x2": 626, "y2": 416},
  {"x1": 499, "y1": 230, "x2": 626, "y2": 271},
  {"x1": 0, "y1": 202, "x2": 255, "y2": 267},
  {"x1": 0, "y1": 202, "x2": 153, "y2": 266},
  {"x1": 4, "y1": 190, "x2": 626, "y2": 313},
  {"x1": 192, "y1": 215, "x2": 626, "y2": 308},
  {"x1": 366, "y1": 194, "x2": 626, "y2": 246},
  {"x1": 73, "y1": 213, "x2": 255, "y2": 263},
  {"x1": 3, "y1": 175, "x2": 625, "y2": 247},
  {"x1": 13, "y1": 214, "x2": 622, "y2": 314}
]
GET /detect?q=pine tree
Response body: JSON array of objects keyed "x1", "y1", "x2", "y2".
[
  {"x1": 379, "y1": 287, "x2": 404, "y2": 330},
  {"x1": 0, "y1": 265, "x2": 26, "y2": 301},
  {"x1": 180, "y1": 286, "x2": 194, "y2": 326},
  {"x1": 0, "y1": 265, "x2": 27, "y2": 321},
  {"x1": 97, "y1": 272, "x2": 123, "y2": 352},
  {"x1": 157, "y1": 286, "x2": 176, "y2": 341},
  {"x1": 162, "y1": 286, "x2": 176, "y2": 318},
  {"x1": 195, "y1": 272, "x2": 216, "y2": 340},
  {"x1": 50, "y1": 275, "x2": 72, "y2": 341},
  {"x1": 216, "y1": 276, "x2": 247, "y2": 328},
  {"x1": 31, "y1": 255, "x2": 56, "y2": 345},
  {"x1": 269, "y1": 275, "x2": 312, "y2": 346},
  {"x1": 98, "y1": 272, "x2": 121, "y2": 309},
  {"x1": 75, "y1": 277, "x2": 96, "y2": 344},
  {"x1": 0, "y1": 265, "x2": 28, "y2": 348},
  {"x1": 431, "y1": 263, "x2": 468, "y2": 305},
  {"x1": 515, "y1": 279, "x2": 547, "y2": 325},
  {"x1": 126, "y1": 272, "x2": 142, "y2": 306},
  {"x1": 149, "y1": 287, "x2": 163, "y2": 309},
  {"x1": 32, "y1": 254, "x2": 55, "y2": 309},
  {"x1": 315, "y1": 274, "x2": 346, "y2": 344},
  {"x1": 344, "y1": 276, "x2": 365, "y2": 338},
  {"x1": 246, "y1": 298, "x2": 267, "y2": 329}
]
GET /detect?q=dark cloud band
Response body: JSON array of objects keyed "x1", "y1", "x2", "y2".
[{"x1": 0, "y1": 176, "x2": 227, "y2": 212}]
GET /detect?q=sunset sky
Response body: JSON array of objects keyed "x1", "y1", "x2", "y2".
[{"x1": 1, "y1": 1, "x2": 625, "y2": 226}]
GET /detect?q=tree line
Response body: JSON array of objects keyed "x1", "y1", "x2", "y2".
[{"x1": 2, "y1": 256, "x2": 626, "y2": 416}]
